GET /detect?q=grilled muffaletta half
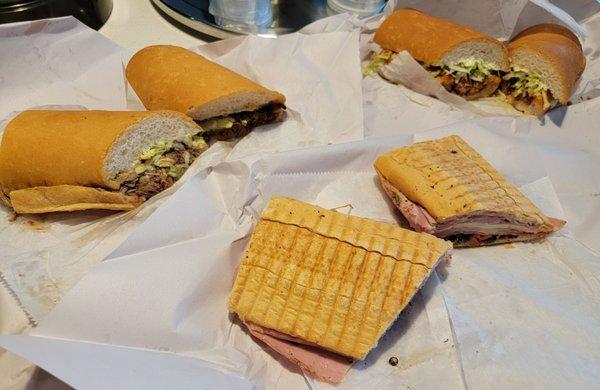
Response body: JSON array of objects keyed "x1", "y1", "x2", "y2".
[
  {"x1": 374, "y1": 135, "x2": 565, "y2": 247},
  {"x1": 0, "y1": 110, "x2": 207, "y2": 214},
  {"x1": 126, "y1": 45, "x2": 287, "y2": 141},
  {"x1": 367, "y1": 9, "x2": 509, "y2": 100},
  {"x1": 228, "y1": 197, "x2": 452, "y2": 384}
]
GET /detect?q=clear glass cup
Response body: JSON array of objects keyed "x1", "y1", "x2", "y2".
[
  {"x1": 327, "y1": 0, "x2": 386, "y2": 17},
  {"x1": 209, "y1": 0, "x2": 273, "y2": 28}
]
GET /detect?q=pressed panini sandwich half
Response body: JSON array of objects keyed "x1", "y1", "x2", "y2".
[
  {"x1": 366, "y1": 9, "x2": 509, "y2": 100},
  {"x1": 374, "y1": 135, "x2": 565, "y2": 247},
  {"x1": 126, "y1": 45, "x2": 286, "y2": 141},
  {"x1": 228, "y1": 197, "x2": 452, "y2": 384}
]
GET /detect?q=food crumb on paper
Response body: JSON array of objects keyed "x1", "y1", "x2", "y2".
[{"x1": 25, "y1": 220, "x2": 49, "y2": 231}]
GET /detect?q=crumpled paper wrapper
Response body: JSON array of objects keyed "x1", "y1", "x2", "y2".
[
  {"x1": 0, "y1": 17, "x2": 364, "y2": 322},
  {"x1": 1, "y1": 117, "x2": 599, "y2": 389},
  {"x1": 2, "y1": 2, "x2": 600, "y2": 388}
]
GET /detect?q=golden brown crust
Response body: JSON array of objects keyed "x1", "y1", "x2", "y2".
[
  {"x1": 125, "y1": 45, "x2": 286, "y2": 117},
  {"x1": 374, "y1": 135, "x2": 553, "y2": 229},
  {"x1": 509, "y1": 24, "x2": 585, "y2": 103},
  {"x1": 374, "y1": 9, "x2": 508, "y2": 67},
  {"x1": 8, "y1": 185, "x2": 140, "y2": 214},
  {"x1": 512, "y1": 23, "x2": 582, "y2": 49},
  {"x1": 228, "y1": 197, "x2": 451, "y2": 360}
]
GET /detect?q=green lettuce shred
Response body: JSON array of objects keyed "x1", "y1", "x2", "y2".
[
  {"x1": 363, "y1": 49, "x2": 394, "y2": 76},
  {"x1": 502, "y1": 67, "x2": 553, "y2": 110},
  {"x1": 440, "y1": 58, "x2": 495, "y2": 82},
  {"x1": 364, "y1": 51, "x2": 497, "y2": 83},
  {"x1": 133, "y1": 135, "x2": 207, "y2": 179},
  {"x1": 502, "y1": 68, "x2": 549, "y2": 97}
]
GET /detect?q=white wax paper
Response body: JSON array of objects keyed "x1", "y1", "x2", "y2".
[
  {"x1": 0, "y1": 18, "x2": 364, "y2": 322},
  {"x1": 2, "y1": 2, "x2": 600, "y2": 388},
  {"x1": 0, "y1": 17, "x2": 127, "y2": 119},
  {"x1": 2, "y1": 117, "x2": 599, "y2": 388}
]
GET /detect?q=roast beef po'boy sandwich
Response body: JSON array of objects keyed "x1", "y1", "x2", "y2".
[
  {"x1": 499, "y1": 24, "x2": 586, "y2": 116},
  {"x1": 0, "y1": 110, "x2": 207, "y2": 214},
  {"x1": 374, "y1": 135, "x2": 565, "y2": 247},
  {"x1": 367, "y1": 9, "x2": 509, "y2": 100},
  {"x1": 228, "y1": 196, "x2": 452, "y2": 384},
  {"x1": 126, "y1": 45, "x2": 286, "y2": 141}
]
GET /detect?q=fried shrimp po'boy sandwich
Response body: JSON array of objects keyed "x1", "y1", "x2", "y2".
[
  {"x1": 228, "y1": 196, "x2": 452, "y2": 384},
  {"x1": 0, "y1": 110, "x2": 207, "y2": 214},
  {"x1": 499, "y1": 24, "x2": 586, "y2": 116},
  {"x1": 366, "y1": 9, "x2": 509, "y2": 100},
  {"x1": 126, "y1": 45, "x2": 286, "y2": 141},
  {"x1": 374, "y1": 135, "x2": 565, "y2": 247}
]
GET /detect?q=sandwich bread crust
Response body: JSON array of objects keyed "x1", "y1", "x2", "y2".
[
  {"x1": 228, "y1": 197, "x2": 451, "y2": 361},
  {"x1": 8, "y1": 185, "x2": 141, "y2": 214},
  {"x1": 126, "y1": 45, "x2": 286, "y2": 121},
  {"x1": 374, "y1": 9, "x2": 509, "y2": 70}
]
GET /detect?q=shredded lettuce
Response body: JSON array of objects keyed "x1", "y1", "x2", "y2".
[
  {"x1": 365, "y1": 51, "x2": 497, "y2": 85},
  {"x1": 134, "y1": 136, "x2": 207, "y2": 177},
  {"x1": 363, "y1": 49, "x2": 394, "y2": 76},
  {"x1": 502, "y1": 68, "x2": 549, "y2": 97},
  {"x1": 439, "y1": 58, "x2": 495, "y2": 82},
  {"x1": 502, "y1": 67, "x2": 554, "y2": 110}
]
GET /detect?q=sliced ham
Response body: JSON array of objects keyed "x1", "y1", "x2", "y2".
[
  {"x1": 379, "y1": 174, "x2": 436, "y2": 233},
  {"x1": 548, "y1": 217, "x2": 566, "y2": 232},
  {"x1": 246, "y1": 323, "x2": 353, "y2": 384},
  {"x1": 380, "y1": 175, "x2": 565, "y2": 246}
]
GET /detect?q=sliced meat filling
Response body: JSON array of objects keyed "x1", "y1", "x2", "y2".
[
  {"x1": 117, "y1": 137, "x2": 207, "y2": 200},
  {"x1": 378, "y1": 174, "x2": 563, "y2": 246},
  {"x1": 423, "y1": 60, "x2": 501, "y2": 100},
  {"x1": 499, "y1": 70, "x2": 559, "y2": 116},
  {"x1": 198, "y1": 104, "x2": 286, "y2": 141},
  {"x1": 379, "y1": 174, "x2": 436, "y2": 233},
  {"x1": 447, "y1": 229, "x2": 560, "y2": 247},
  {"x1": 245, "y1": 322, "x2": 353, "y2": 384},
  {"x1": 431, "y1": 69, "x2": 501, "y2": 99},
  {"x1": 364, "y1": 50, "x2": 501, "y2": 99}
]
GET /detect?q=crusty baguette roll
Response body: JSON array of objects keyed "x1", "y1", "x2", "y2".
[
  {"x1": 508, "y1": 24, "x2": 585, "y2": 105},
  {"x1": 7, "y1": 186, "x2": 138, "y2": 214},
  {"x1": 0, "y1": 110, "x2": 203, "y2": 214},
  {"x1": 125, "y1": 45, "x2": 286, "y2": 121},
  {"x1": 374, "y1": 9, "x2": 509, "y2": 70}
]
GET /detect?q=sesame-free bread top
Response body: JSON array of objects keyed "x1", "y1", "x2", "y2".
[
  {"x1": 374, "y1": 9, "x2": 509, "y2": 70},
  {"x1": 126, "y1": 45, "x2": 286, "y2": 121}
]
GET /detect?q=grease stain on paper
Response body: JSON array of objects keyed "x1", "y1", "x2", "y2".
[{"x1": 12, "y1": 254, "x2": 64, "y2": 310}]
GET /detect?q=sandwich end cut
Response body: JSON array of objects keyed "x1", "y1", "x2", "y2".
[{"x1": 374, "y1": 136, "x2": 565, "y2": 247}]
